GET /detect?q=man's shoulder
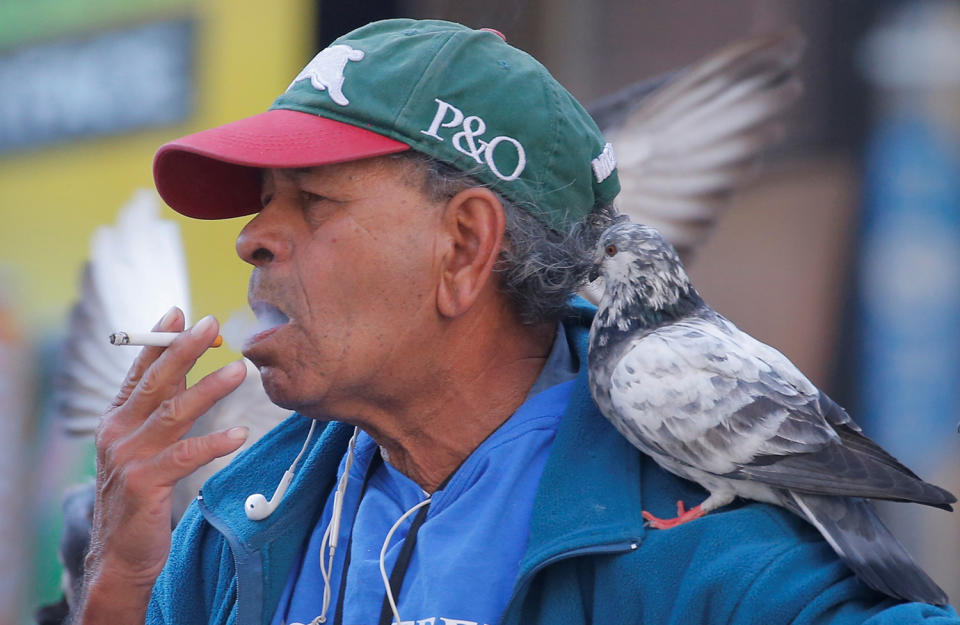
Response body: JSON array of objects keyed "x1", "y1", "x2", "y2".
[{"x1": 605, "y1": 458, "x2": 959, "y2": 624}]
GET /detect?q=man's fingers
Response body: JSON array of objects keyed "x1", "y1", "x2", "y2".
[
  {"x1": 148, "y1": 426, "x2": 250, "y2": 487},
  {"x1": 136, "y1": 359, "x2": 248, "y2": 446},
  {"x1": 109, "y1": 306, "x2": 185, "y2": 410},
  {"x1": 117, "y1": 315, "x2": 222, "y2": 426}
]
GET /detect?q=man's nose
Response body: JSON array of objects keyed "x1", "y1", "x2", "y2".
[{"x1": 235, "y1": 204, "x2": 292, "y2": 266}]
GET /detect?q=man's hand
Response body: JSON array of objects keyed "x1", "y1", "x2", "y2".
[{"x1": 76, "y1": 307, "x2": 249, "y2": 624}]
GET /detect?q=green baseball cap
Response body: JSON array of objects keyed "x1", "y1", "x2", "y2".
[{"x1": 154, "y1": 19, "x2": 620, "y2": 232}]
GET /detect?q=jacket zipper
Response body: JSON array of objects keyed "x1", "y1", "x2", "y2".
[{"x1": 197, "y1": 491, "x2": 251, "y2": 625}]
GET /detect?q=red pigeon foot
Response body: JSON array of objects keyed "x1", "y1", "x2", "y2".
[{"x1": 642, "y1": 500, "x2": 706, "y2": 529}]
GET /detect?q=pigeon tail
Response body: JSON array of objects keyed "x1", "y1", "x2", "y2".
[{"x1": 787, "y1": 492, "x2": 949, "y2": 606}]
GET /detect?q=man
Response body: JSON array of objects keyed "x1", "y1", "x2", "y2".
[{"x1": 77, "y1": 19, "x2": 957, "y2": 625}]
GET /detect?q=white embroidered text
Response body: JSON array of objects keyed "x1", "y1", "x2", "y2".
[
  {"x1": 591, "y1": 142, "x2": 616, "y2": 183},
  {"x1": 420, "y1": 98, "x2": 526, "y2": 181}
]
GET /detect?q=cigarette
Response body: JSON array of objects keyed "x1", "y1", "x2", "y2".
[{"x1": 109, "y1": 331, "x2": 223, "y2": 348}]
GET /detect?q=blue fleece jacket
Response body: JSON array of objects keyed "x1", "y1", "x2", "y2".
[{"x1": 148, "y1": 301, "x2": 959, "y2": 625}]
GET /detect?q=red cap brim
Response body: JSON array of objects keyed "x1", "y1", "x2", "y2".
[{"x1": 153, "y1": 109, "x2": 410, "y2": 219}]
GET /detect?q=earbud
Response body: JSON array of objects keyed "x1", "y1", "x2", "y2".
[
  {"x1": 245, "y1": 469, "x2": 295, "y2": 520},
  {"x1": 244, "y1": 420, "x2": 319, "y2": 521}
]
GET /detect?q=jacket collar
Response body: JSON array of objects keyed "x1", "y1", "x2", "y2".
[
  {"x1": 517, "y1": 300, "x2": 647, "y2": 581},
  {"x1": 198, "y1": 416, "x2": 352, "y2": 548}
]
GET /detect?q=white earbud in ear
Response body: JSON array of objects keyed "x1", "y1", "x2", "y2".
[{"x1": 245, "y1": 469, "x2": 295, "y2": 521}]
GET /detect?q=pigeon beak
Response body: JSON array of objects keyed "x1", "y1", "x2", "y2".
[{"x1": 588, "y1": 262, "x2": 601, "y2": 283}]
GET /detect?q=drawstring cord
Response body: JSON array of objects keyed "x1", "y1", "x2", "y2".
[{"x1": 378, "y1": 496, "x2": 432, "y2": 625}]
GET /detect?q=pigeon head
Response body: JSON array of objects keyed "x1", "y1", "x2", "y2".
[{"x1": 593, "y1": 222, "x2": 702, "y2": 328}]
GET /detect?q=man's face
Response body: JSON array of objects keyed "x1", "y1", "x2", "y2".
[{"x1": 236, "y1": 156, "x2": 444, "y2": 417}]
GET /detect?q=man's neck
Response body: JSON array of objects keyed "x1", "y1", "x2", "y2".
[{"x1": 353, "y1": 305, "x2": 555, "y2": 492}]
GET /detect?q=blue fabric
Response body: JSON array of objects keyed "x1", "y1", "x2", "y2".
[
  {"x1": 272, "y1": 380, "x2": 572, "y2": 625},
  {"x1": 148, "y1": 299, "x2": 960, "y2": 625}
]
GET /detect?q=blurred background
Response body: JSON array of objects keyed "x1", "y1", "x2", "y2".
[{"x1": 1, "y1": 0, "x2": 958, "y2": 622}]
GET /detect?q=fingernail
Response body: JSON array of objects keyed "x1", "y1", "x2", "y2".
[
  {"x1": 155, "y1": 306, "x2": 179, "y2": 330},
  {"x1": 227, "y1": 426, "x2": 249, "y2": 441},
  {"x1": 191, "y1": 315, "x2": 216, "y2": 336},
  {"x1": 219, "y1": 359, "x2": 247, "y2": 380}
]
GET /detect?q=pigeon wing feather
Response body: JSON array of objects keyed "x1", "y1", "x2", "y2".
[
  {"x1": 580, "y1": 31, "x2": 804, "y2": 305},
  {"x1": 605, "y1": 315, "x2": 834, "y2": 478},
  {"x1": 56, "y1": 190, "x2": 192, "y2": 435},
  {"x1": 608, "y1": 29, "x2": 804, "y2": 258}
]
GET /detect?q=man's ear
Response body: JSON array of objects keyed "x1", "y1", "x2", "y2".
[{"x1": 436, "y1": 187, "x2": 506, "y2": 318}]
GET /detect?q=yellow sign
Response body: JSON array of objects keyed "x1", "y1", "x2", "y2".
[{"x1": 0, "y1": 0, "x2": 314, "y2": 373}]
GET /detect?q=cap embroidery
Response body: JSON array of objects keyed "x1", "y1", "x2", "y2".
[
  {"x1": 420, "y1": 98, "x2": 526, "y2": 181},
  {"x1": 287, "y1": 44, "x2": 365, "y2": 106},
  {"x1": 591, "y1": 142, "x2": 616, "y2": 183}
]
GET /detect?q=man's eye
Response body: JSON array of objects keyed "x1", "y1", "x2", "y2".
[
  {"x1": 300, "y1": 191, "x2": 339, "y2": 227},
  {"x1": 260, "y1": 193, "x2": 274, "y2": 208},
  {"x1": 301, "y1": 191, "x2": 327, "y2": 204}
]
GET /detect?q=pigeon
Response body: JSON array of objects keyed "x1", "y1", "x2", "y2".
[
  {"x1": 587, "y1": 220, "x2": 956, "y2": 605},
  {"x1": 580, "y1": 29, "x2": 804, "y2": 306}
]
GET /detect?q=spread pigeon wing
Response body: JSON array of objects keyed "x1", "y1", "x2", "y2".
[
  {"x1": 600, "y1": 30, "x2": 804, "y2": 259},
  {"x1": 56, "y1": 190, "x2": 192, "y2": 435},
  {"x1": 581, "y1": 30, "x2": 804, "y2": 304},
  {"x1": 607, "y1": 313, "x2": 954, "y2": 508}
]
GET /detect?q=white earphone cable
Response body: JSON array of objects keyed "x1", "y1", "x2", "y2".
[
  {"x1": 291, "y1": 419, "x2": 319, "y2": 472},
  {"x1": 313, "y1": 426, "x2": 360, "y2": 624}
]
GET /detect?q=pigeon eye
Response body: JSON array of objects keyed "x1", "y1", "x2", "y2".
[{"x1": 605, "y1": 244, "x2": 618, "y2": 256}]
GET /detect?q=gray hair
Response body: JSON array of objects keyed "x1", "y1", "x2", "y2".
[{"x1": 393, "y1": 151, "x2": 617, "y2": 324}]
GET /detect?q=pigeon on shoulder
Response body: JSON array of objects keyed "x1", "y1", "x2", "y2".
[{"x1": 587, "y1": 220, "x2": 956, "y2": 605}]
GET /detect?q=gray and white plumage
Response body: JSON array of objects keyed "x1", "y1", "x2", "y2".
[
  {"x1": 587, "y1": 220, "x2": 956, "y2": 605},
  {"x1": 581, "y1": 30, "x2": 803, "y2": 304}
]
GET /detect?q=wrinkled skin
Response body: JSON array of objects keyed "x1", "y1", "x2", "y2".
[{"x1": 237, "y1": 159, "x2": 447, "y2": 419}]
